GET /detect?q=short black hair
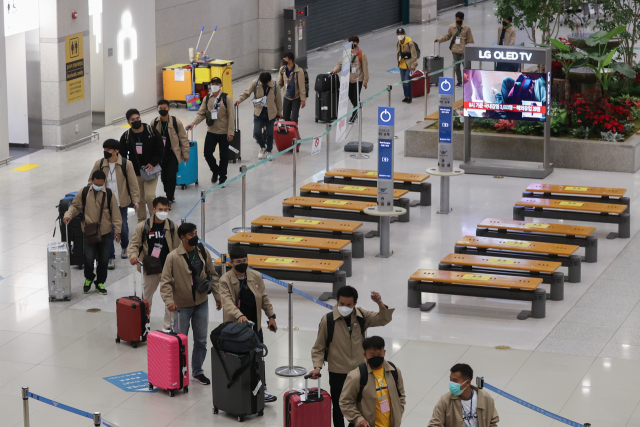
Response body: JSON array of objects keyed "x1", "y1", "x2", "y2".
[
  {"x1": 178, "y1": 222, "x2": 197, "y2": 238},
  {"x1": 126, "y1": 109, "x2": 140, "y2": 121},
  {"x1": 455, "y1": 11, "x2": 464, "y2": 19},
  {"x1": 363, "y1": 336, "x2": 385, "y2": 351},
  {"x1": 157, "y1": 99, "x2": 170, "y2": 107},
  {"x1": 336, "y1": 285, "x2": 358, "y2": 302},
  {"x1": 284, "y1": 52, "x2": 295, "y2": 61},
  {"x1": 504, "y1": 16, "x2": 512, "y2": 22},
  {"x1": 348, "y1": 35, "x2": 359, "y2": 43},
  {"x1": 102, "y1": 139, "x2": 119, "y2": 150},
  {"x1": 229, "y1": 246, "x2": 248, "y2": 260},
  {"x1": 153, "y1": 197, "x2": 170, "y2": 208},
  {"x1": 450, "y1": 363, "x2": 473, "y2": 380},
  {"x1": 91, "y1": 169, "x2": 106, "y2": 181},
  {"x1": 259, "y1": 72, "x2": 272, "y2": 84}
]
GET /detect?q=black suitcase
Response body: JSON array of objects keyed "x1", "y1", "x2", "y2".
[
  {"x1": 315, "y1": 73, "x2": 339, "y2": 123},
  {"x1": 230, "y1": 104, "x2": 241, "y2": 163},
  {"x1": 57, "y1": 193, "x2": 84, "y2": 267},
  {"x1": 211, "y1": 348, "x2": 265, "y2": 421}
]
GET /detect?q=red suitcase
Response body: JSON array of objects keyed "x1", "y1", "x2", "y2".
[
  {"x1": 115, "y1": 263, "x2": 150, "y2": 348},
  {"x1": 284, "y1": 375, "x2": 331, "y2": 427},
  {"x1": 147, "y1": 311, "x2": 190, "y2": 397},
  {"x1": 411, "y1": 70, "x2": 429, "y2": 97},
  {"x1": 274, "y1": 120, "x2": 301, "y2": 152}
]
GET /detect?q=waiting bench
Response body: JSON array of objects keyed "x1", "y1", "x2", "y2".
[
  {"x1": 407, "y1": 269, "x2": 546, "y2": 320},
  {"x1": 214, "y1": 254, "x2": 345, "y2": 301},
  {"x1": 524, "y1": 184, "x2": 629, "y2": 213},
  {"x1": 251, "y1": 216, "x2": 365, "y2": 258},
  {"x1": 439, "y1": 253, "x2": 564, "y2": 301},
  {"x1": 324, "y1": 168, "x2": 431, "y2": 207},
  {"x1": 299, "y1": 183, "x2": 411, "y2": 223},
  {"x1": 454, "y1": 235, "x2": 581, "y2": 283},
  {"x1": 477, "y1": 218, "x2": 597, "y2": 263},
  {"x1": 514, "y1": 197, "x2": 630, "y2": 239},
  {"x1": 228, "y1": 232, "x2": 353, "y2": 277},
  {"x1": 283, "y1": 197, "x2": 378, "y2": 224}
]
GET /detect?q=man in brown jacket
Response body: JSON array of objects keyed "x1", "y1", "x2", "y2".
[
  {"x1": 235, "y1": 72, "x2": 283, "y2": 160},
  {"x1": 339, "y1": 336, "x2": 406, "y2": 427},
  {"x1": 436, "y1": 11, "x2": 475, "y2": 87},
  {"x1": 428, "y1": 363, "x2": 499, "y2": 427},
  {"x1": 186, "y1": 77, "x2": 234, "y2": 184},
  {"x1": 127, "y1": 197, "x2": 180, "y2": 330},
  {"x1": 310, "y1": 286, "x2": 394, "y2": 427},
  {"x1": 88, "y1": 139, "x2": 140, "y2": 269},
  {"x1": 496, "y1": 17, "x2": 517, "y2": 72},
  {"x1": 160, "y1": 222, "x2": 221, "y2": 385},
  {"x1": 277, "y1": 52, "x2": 307, "y2": 123},
  {"x1": 63, "y1": 170, "x2": 122, "y2": 295},
  {"x1": 152, "y1": 99, "x2": 190, "y2": 203},
  {"x1": 332, "y1": 35, "x2": 369, "y2": 123}
]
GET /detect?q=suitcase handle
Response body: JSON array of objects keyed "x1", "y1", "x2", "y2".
[
  {"x1": 303, "y1": 375, "x2": 322, "y2": 399},
  {"x1": 434, "y1": 40, "x2": 440, "y2": 57},
  {"x1": 234, "y1": 104, "x2": 240, "y2": 131},
  {"x1": 135, "y1": 261, "x2": 144, "y2": 298}
]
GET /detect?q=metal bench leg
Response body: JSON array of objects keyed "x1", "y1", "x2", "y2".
[
  {"x1": 621, "y1": 196, "x2": 630, "y2": 214},
  {"x1": 319, "y1": 270, "x2": 347, "y2": 301},
  {"x1": 454, "y1": 245, "x2": 465, "y2": 254},
  {"x1": 513, "y1": 206, "x2": 525, "y2": 221},
  {"x1": 550, "y1": 271, "x2": 564, "y2": 301},
  {"x1": 398, "y1": 198, "x2": 411, "y2": 223},
  {"x1": 568, "y1": 255, "x2": 581, "y2": 283},
  {"x1": 283, "y1": 205, "x2": 294, "y2": 218},
  {"x1": 518, "y1": 288, "x2": 546, "y2": 320},
  {"x1": 352, "y1": 231, "x2": 365, "y2": 258},
  {"x1": 366, "y1": 219, "x2": 380, "y2": 239},
  {"x1": 418, "y1": 182, "x2": 432, "y2": 207},
  {"x1": 619, "y1": 212, "x2": 631, "y2": 239},
  {"x1": 339, "y1": 249, "x2": 352, "y2": 277},
  {"x1": 407, "y1": 280, "x2": 422, "y2": 308},
  {"x1": 475, "y1": 227, "x2": 488, "y2": 237},
  {"x1": 585, "y1": 236, "x2": 597, "y2": 263}
]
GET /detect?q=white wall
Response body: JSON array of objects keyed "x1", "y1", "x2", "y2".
[
  {"x1": 90, "y1": 17, "x2": 104, "y2": 114},
  {"x1": 0, "y1": 4, "x2": 9, "y2": 162},
  {"x1": 5, "y1": 32, "x2": 28, "y2": 145}
]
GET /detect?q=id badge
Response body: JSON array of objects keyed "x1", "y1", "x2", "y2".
[
  {"x1": 151, "y1": 243, "x2": 162, "y2": 258},
  {"x1": 136, "y1": 145, "x2": 143, "y2": 155},
  {"x1": 211, "y1": 110, "x2": 218, "y2": 120},
  {"x1": 351, "y1": 66, "x2": 356, "y2": 74},
  {"x1": 379, "y1": 397, "x2": 390, "y2": 414},
  {"x1": 455, "y1": 37, "x2": 461, "y2": 45},
  {"x1": 162, "y1": 136, "x2": 167, "y2": 146},
  {"x1": 398, "y1": 55, "x2": 401, "y2": 62}
]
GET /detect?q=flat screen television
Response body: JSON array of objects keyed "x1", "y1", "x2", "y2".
[{"x1": 463, "y1": 70, "x2": 548, "y2": 122}]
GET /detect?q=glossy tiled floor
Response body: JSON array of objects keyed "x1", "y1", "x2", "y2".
[{"x1": 2, "y1": 2, "x2": 640, "y2": 426}]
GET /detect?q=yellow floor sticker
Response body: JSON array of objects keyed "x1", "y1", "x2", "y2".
[
  {"x1": 365, "y1": 171, "x2": 377, "y2": 176},
  {"x1": 488, "y1": 258, "x2": 516, "y2": 264},
  {"x1": 564, "y1": 186, "x2": 588, "y2": 191},
  {"x1": 524, "y1": 223, "x2": 550, "y2": 229},
  {"x1": 12, "y1": 164, "x2": 40, "y2": 172},
  {"x1": 294, "y1": 219, "x2": 320, "y2": 225},
  {"x1": 342, "y1": 186, "x2": 366, "y2": 191},
  {"x1": 265, "y1": 258, "x2": 294, "y2": 264},
  {"x1": 505, "y1": 241, "x2": 532, "y2": 247},
  {"x1": 559, "y1": 201, "x2": 584, "y2": 207},
  {"x1": 275, "y1": 236, "x2": 303, "y2": 242},
  {"x1": 462, "y1": 273, "x2": 491, "y2": 281},
  {"x1": 323, "y1": 200, "x2": 348, "y2": 205}
]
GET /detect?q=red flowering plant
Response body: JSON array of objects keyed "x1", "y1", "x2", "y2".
[
  {"x1": 572, "y1": 91, "x2": 632, "y2": 134},
  {"x1": 494, "y1": 119, "x2": 516, "y2": 132}
]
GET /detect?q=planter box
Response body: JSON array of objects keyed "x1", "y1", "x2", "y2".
[{"x1": 405, "y1": 120, "x2": 640, "y2": 173}]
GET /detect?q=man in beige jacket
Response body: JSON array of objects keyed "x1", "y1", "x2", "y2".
[
  {"x1": 310, "y1": 286, "x2": 394, "y2": 427},
  {"x1": 332, "y1": 35, "x2": 369, "y2": 123},
  {"x1": 436, "y1": 11, "x2": 475, "y2": 87},
  {"x1": 340, "y1": 336, "x2": 406, "y2": 427},
  {"x1": 160, "y1": 222, "x2": 221, "y2": 385},
  {"x1": 63, "y1": 170, "x2": 122, "y2": 295},
  {"x1": 396, "y1": 28, "x2": 418, "y2": 103},
  {"x1": 235, "y1": 72, "x2": 283, "y2": 160},
  {"x1": 428, "y1": 363, "x2": 499, "y2": 427},
  {"x1": 277, "y1": 52, "x2": 307, "y2": 123},
  {"x1": 186, "y1": 77, "x2": 235, "y2": 184},
  {"x1": 127, "y1": 197, "x2": 180, "y2": 330},
  {"x1": 496, "y1": 17, "x2": 517, "y2": 72},
  {"x1": 152, "y1": 99, "x2": 190, "y2": 203},
  {"x1": 89, "y1": 139, "x2": 140, "y2": 269}
]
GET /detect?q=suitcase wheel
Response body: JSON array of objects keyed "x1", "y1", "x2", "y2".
[
  {"x1": 169, "y1": 390, "x2": 175, "y2": 397},
  {"x1": 115, "y1": 337, "x2": 121, "y2": 344},
  {"x1": 315, "y1": 119, "x2": 318, "y2": 122},
  {"x1": 213, "y1": 407, "x2": 219, "y2": 414},
  {"x1": 258, "y1": 410, "x2": 264, "y2": 417},
  {"x1": 64, "y1": 297, "x2": 70, "y2": 301},
  {"x1": 149, "y1": 382, "x2": 153, "y2": 390},
  {"x1": 195, "y1": 181, "x2": 199, "y2": 185},
  {"x1": 181, "y1": 185, "x2": 186, "y2": 190},
  {"x1": 183, "y1": 386, "x2": 188, "y2": 393},
  {"x1": 49, "y1": 297, "x2": 55, "y2": 302},
  {"x1": 132, "y1": 342, "x2": 138, "y2": 349},
  {"x1": 237, "y1": 415, "x2": 244, "y2": 422}
]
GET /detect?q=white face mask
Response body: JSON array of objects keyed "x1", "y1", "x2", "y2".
[
  {"x1": 397, "y1": 35, "x2": 404, "y2": 41},
  {"x1": 337, "y1": 306, "x2": 353, "y2": 317},
  {"x1": 155, "y1": 211, "x2": 169, "y2": 221},
  {"x1": 92, "y1": 184, "x2": 103, "y2": 191},
  {"x1": 210, "y1": 85, "x2": 221, "y2": 92}
]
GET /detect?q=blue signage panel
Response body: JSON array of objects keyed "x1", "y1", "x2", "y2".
[
  {"x1": 103, "y1": 371, "x2": 157, "y2": 393},
  {"x1": 378, "y1": 140, "x2": 393, "y2": 180},
  {"x1": 378, "y1": 107, "x2": 395, "y2": 126},
  {"x1": 439, "y1": 77, "x2": 454, "y2": 95},
  {"x1": 439, "y1": 107, "x2": 452, "y2": 143}
]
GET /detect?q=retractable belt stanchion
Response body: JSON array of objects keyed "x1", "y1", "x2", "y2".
[
  {"x1": 200, "y1": 190, "x2": 206, "y2": 235},
  {"x1": 325, "y1": 124, "x2": 331, "y2": 172},
  {"x1": 232, "y1": 165, "x2": 250, "y2": 233},
  {"x1": 22, "y1": 387, "x2": 30, "y2": 427},
  {"x1": 275, "y1": 282, "x2": 307, "y2": 377},
  {"x1": 292, "y1": 139, "x2": 298, "y2": 197},
  {"x1": 388, "y1": 84, "x2": 392, "y2": 107},
  {"x1": 93, "y1": 412, "x2": 100, "y2": 427}
]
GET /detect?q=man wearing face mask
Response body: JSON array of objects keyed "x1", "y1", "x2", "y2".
[
  {"x1": 310, "y1": 286, "x2": 395, "y2": 427},
  {"x1": 332, "y1": 35, "x2": 369, "y2": 124},
  {"x1": 89, "y1": 139, "x2": 140, "y2": 270},
  {"x1": 428, "y1": 364, "x2": 499, "y2": 427},
  {"x1": 396, "y1": 28, "x2": 418, "y2": 103},
  {"x1": 186, "y1": 77, "x2": 234, "y2": 184},
  {"x1": 277, "y1": 52, "x2": 306, "y2": 123},
  {"x1": 127, "y1": 197, "x2": 180, "y2": 330},
  {"x1": 160, "y1": 222, "x2": 221, "y2": 386},
  {"x1": 495, "y1": 17, "x2": 517, "y2": 72},
  {"x1": 152, "y1": 100, "x2": 190, "y2": 204},
  {"x1": 436, "y1": 12, "x2": 475, "y2": 87},
  {"x1": 218, "y1": 246, "x2": 278, "y2": 403},
  {"x1": 63, "y1": 170, "x2": 122, "y2": 295},
  {"x1": 340, "y1": 336, "x2": 406, "y2": 427},
  {"x1": 119, "y1": 108, "x2": 165, "y2": 223},
  {"x1": 235, "y1": 72, "x2": 283, "y2": 160}
]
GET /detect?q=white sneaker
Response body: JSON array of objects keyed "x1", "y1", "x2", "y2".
[
  {"x1": 266, "y1": 152, "x2": 273, "y2": 161},
  {"x1": 258, "y1": 148, "x2": 265, "y2": 159}
]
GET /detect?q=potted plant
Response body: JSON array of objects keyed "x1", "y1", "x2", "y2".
[{"x1": 549, "y1": 37, "x2": 585, "y2": 104}]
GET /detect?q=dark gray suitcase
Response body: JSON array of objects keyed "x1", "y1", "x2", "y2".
[
  {"x1": 229, "y1": 105, "x2": 241, "y2": 163},
  {"x1": 424, "y1": 42, "x2": 444, "y2": 86}
]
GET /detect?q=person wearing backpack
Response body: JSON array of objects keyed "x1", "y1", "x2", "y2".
[
  {"x1": 160, "y1": 222, "x2": 221, "y2": 386},
  {"x1": 88, "y1": 139, "x2": 140, "y2": 270},
  {"x1": 186, "y1": 77, "x2": 234, "y2": 185},
  {"x1": 218, "y1": 246, "x2": 278, "y2": 402},
  {"x1": 396, "y1": 28, "x2": 418, "y2": 104},
  {"x1": 119, "y1": 108, "x2": 165, "y2": 223},
  {"x1": 63, "y1": 170, "x2": 122, "y2": 295},
  {"x1": 310, "y1": 286, "x2": 395, "y2": 427},
  {"x1": 332, "y1": 35, "x2": 369, "y2": 124},
  {"x1": 435, "y1": 12, "x2": 475, "y2": 87},
  {"x1": 277, "y1": 52, "x2": 307, "y2": 123},
  {"x1": 339, "y1": 336, "x2": 406, "y2": 427},
  {"x1": 152, "y1": 100, "x2": 190, "y2": 203},
  {"x1": 127, "y1": 197, "x2": 180, "y2": 330}
]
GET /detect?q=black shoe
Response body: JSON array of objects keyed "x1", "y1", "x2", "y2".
[
  {"x1": 406, "y1": 97, "x2": 412, "y2": 104},
  {"x1": 264, "y1": 392, "x2": 277, "y2": 403},
  {"x1": 401, "y1": 98, "x2": 409, "y2": 103},
  {"x1": 211, "y1": 174, "x2": 218, "y2": 184},
  {"x1": 219, "y1": 178, "x2": 226, "y2": 185},
  {"x1": 83, "y1": 279, "x2": 92, "y2": 294},
  {"x1": 456, "y1": 82, "x2": 462, "y2": 87},
  {"x1": 193, "y1": 374, "x2": 211, "y2": 385}
]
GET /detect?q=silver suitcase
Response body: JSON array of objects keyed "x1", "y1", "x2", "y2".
[
  {"x1": 48, "y1": 224, "x2": 72, "y2": 302},
  {"x1": 424, "y1": 42, "x2": 444, "y2": 86}
]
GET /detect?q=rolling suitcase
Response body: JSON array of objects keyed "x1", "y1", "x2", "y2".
[
  {"x1": 115, "y1": 262, "x2": 150, "y2": 348},
  {"x1": 424, "y1": 42, "x2": 444, "y2": 86},
  {"x1": 57, "y1": 192, "x2": 83, "y2": 267},
  {"x1": 229, "y1": 104, "x2": 241, "y2": 163},
  {"x1": 284, "y1": 375, "x2": 331, "y2": 427},
  {"x1": 48, "y1": 223, "x2": 71, "y2": 302},
  {"x1": 315, "y1": 73, "x2": 339, "y2": 123},
  {"x1": 273, "y1": 120, "x2": 301, "y2": 152},
  {"x1": 411, "y1": 70, "x2": 428, "y2": 98},
  {"x1": 148, "y1": 310, "x2": 190, "y2": 397},
  {"x1": 176, "y1": 130, "x2": 199, "y2": 189}
]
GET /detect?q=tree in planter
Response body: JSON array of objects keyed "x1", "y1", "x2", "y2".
[
  {"x1": 595, "y1": 0, "x2": 640, "y2": 67},
  {"x1": 549, "y1": 37, "x2": 586, "y2": 121}
]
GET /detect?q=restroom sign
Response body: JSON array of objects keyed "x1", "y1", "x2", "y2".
[{"x1": 65, "y1": 32, "x2": 85, "y2": 103}]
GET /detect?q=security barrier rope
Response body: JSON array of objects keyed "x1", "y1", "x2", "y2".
[{"x1": 26, "y1": 391, "x2": 119, "y2": 426}]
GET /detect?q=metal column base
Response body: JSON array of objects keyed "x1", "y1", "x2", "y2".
[
  {"x1": 344, "y1": 141, "x2": 374, "y2": 153},
  {"x1": 275, "y1": 366, "x2": 307, "y2": 377},
  {"x1": 420, "y1": 302, "x2": 436, "y2": 312},
  {"x1": 231, "y1": 227, "x2": 252, "y2": 233}
]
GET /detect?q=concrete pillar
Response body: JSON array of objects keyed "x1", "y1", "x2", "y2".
[
  {"x1": 259, "y1": 0, "x2": 294, "y2": 71},
  {"x1": 410, "y1": 0, "x2": 438, "y2": 24},
  {"x1": 39, "y1": 0, "x2": 92, "y2": 149},
  {"x1": 0, "y1": 9, "x2": 9, "y2": 165}
]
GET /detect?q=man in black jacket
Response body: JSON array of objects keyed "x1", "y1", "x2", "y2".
[{"x1": 119, "y1": 108, "x2": 165, "y2": 223}]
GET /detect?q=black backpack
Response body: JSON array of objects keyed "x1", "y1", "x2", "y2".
[
  {"x1": 356, "y1": 361, "x2": 402, "y2": 402},
  {"x1": 324, "y1": 309, "x2": 366, "y2": 361},
  {"x1": 99, "y1": 157, "x2": 132, "y2": 203},
  {"x1": 413, "y1": 41, "x2": 421, "y2": 58}
]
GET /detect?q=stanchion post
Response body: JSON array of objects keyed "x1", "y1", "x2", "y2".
[
  {"x1": 325, "y1": 124, "x2": 331, "y2": 172},
  {"x1": 292, "y1": 139, "x2": 297, "y2": 197},
  {"x1": 424, "y1": 75, "x2": 429, "y2": 119},
  {"x1": 93, "y1": 412, "x2": 100, "y2": 427},
  {"x1": 275, "y1": 282, "x2": 307, "y2": 377},
  {"x1": 200, "y1": 190, "x2": 206, "y2": 238},
  {"x1": 22, "y1": 387, "x2": 30, "y2": 427},
  {"x1": 387, "y1": 84, "x2": 392, "y2": 107},
  {"x1": 232, "y1": 165, "x2": 250, "y2": 233}
]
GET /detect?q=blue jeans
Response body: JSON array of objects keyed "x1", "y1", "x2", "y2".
[
  {"x1": 400, "y1": 68, "x2": 413, "y2": 98},
  {"x1": 176, "y1": 299, "x2": 209, "y2": 377},
  {"x1": 253, "y1": 108, "x2": 275, "y2": 152},
  {"x1": 109, "y1": 206, "x2": 130, "y2": 260},
  {"x1": 84, "y1": 233, "x2": 113, "y2": 284}
]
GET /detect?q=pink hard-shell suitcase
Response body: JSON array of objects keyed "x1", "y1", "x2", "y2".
[{"x1": 147, "y1": 311, "x2": 189, "y2": 397}]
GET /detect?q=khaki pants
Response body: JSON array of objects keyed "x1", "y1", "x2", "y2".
[
  {"x1": 136, "y1": 176, "x2": 158, "y2": 222},
  {"x1": 143, "y1": 272, "x2": 171, "y2": 330}
]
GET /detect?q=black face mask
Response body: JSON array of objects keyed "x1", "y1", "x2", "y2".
[
  {"x1": 456, "y1": 20, "x2": 463, "y2": 26},
  {"x1": 367, "y1": 356, "x2": 384, "y2": 369},
  {"x1": 131, "y1": 120, "x2": 142, "y2": 130},
  {"x1": 282, "y1": 60, "x2": 288, "y2": 66},
  {"x1": 235, "y1": 263, "x2": 249, "y2": 274},
  {"x1": 103, "y1": 151, "x2": 113, "y2": 159},
  {"x1": 187, "y1": 236, "x2": 199, "y2": 247},
  {"x1": 159, "y1": 110, "x2": 169, "y2": 117},
  {"x1": 502, "y1": 21, "x2": 508, "y2": 26}
]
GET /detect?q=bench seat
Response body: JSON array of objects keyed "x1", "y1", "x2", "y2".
[{"x1": 524, "y1": 184, "x2": 629, "y2": 213}]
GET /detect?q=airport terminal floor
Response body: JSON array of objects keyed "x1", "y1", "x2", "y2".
[{"x1": 2, "y1": 3, "x2": 640, "y2": 426}]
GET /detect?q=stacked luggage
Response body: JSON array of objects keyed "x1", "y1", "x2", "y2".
[{"x1": 315, "y1": 73, "x2": 340, "y2": 123}]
